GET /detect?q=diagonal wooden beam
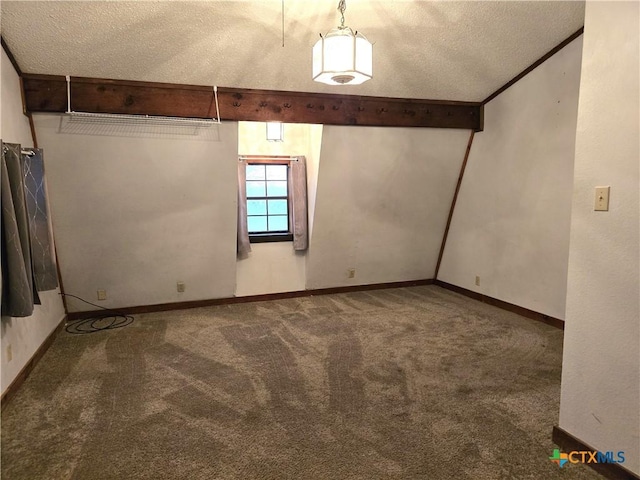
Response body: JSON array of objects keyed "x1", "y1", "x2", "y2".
[
  {"x1": 1, "y1": 36, "x2": 22, "y2": 77},
  {"x1": 21, "y1": 74, "x2": 483, "y2": 131},
  {"x1": 482, "y1": 27, "x2": 584, "y2": 105},
  {"x1": 434, "y1": 129, "x2": 475, "y2": 279}
]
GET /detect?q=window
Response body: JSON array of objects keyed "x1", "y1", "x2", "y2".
[
  {"x1": 237, "y1": 155, "x2": 308, "y2": 257},
  {"x1": 246, "y1": 163, "x2": 293, "y2": 242}
]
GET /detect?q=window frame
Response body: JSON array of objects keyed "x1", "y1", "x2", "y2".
[{"x1": 244, "y1": 158, "x2": 294, "y2": 243}]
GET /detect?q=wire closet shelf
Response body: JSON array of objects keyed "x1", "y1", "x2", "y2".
[{"x1": 63, "y1": 75, "x2": 222, "y2": 128}]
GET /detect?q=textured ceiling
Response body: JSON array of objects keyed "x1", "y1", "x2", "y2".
[{"x1": 1, "y1": 1, "x2": 584, "y2": 102}]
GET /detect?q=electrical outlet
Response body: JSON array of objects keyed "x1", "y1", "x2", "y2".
[
  {"x1": 6, "y1": 344, "x2": 12, "y2": 362},
  {"x1": 177, "y1": 281, "x2": 185, "y2": 293},
  {"x1": 347, "y1": 268, "x2": 356, "y2": 279},
  {"x1": 97, "y1": 289, "x2": 107, "y2": 301},
  {"x1": 475, "y1": 276, "x2": 480, "y2": 286}
]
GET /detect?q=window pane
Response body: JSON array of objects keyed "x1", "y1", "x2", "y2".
[
  {"x1": 266, "y1": 181, "x2": 287, "y2": 197},
  {"x1": 268, "y1": 215, "x2": 288, "y2": 232},
  {"x1": 246, "y1": 164, "x2": 265, "y2": 180},
  {"x1": 247, "y1": 199, "x2": 267, "y2": 216},
  {"x1": 246, "y1": 180, "x2": 266, "y2": 197},
  {"x1": 248, "y1": 216, "x2": 267, "y2": 232},
  {"x1": 267, "y1": 199, "x2": 288, "y2": 215},
  {"x1": 266, "y1": 164, "x2": 287, "y2": 180}
]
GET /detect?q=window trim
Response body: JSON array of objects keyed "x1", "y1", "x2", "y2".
[
  {"x1": 245, "y1": 158, "x2": 294, "y2": 244},
  {"x1": 249, "y1": 232, "x2": 294, "y2": 243}
]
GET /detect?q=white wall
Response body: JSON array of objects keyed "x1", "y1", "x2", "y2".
[
  {"x1": 438, "y1": 37, "x2": 583, "y2": 319},
  {"x1": 235, "y1": 122, "x2": 322, "y2": 296},
  {"x1": 559, "y1": 2, "x2": 639, "y2": 475},
  {"x1": 236, "y1": 242, "x2": 306, "y2": 297},
  {"x1": 1, "y1": 49, "x2": 66, "y2": 394},
  {"x1": 306, "y1": 124, "x2": 323, "y2": 240},
  {"x1": 34, "y1": 114, "x2": 239, "y2": 312},
  {"x1": 35, "y1": 114, "x2": 469, "y2": 306},
  {"x1": 307, "y1": 126, "x2": 470, "y2": 289}
]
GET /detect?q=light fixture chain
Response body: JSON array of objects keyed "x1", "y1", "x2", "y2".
[{"x1": 337, "y1": 0, "x2": 346, "y2": 27}]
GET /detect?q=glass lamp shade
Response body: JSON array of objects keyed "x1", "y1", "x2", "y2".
[
  {"x1": 266, "y1": 122, "x2": 284, "y2": 141},
  {"x1": 313, "y1": 27, "x2": 372, "y2": 85}
]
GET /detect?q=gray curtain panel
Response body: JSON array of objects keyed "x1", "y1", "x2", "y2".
[
  {"x1": 237, "y1": 159, "x2": 252, "y2": 259},
  {"x1": 22, "y1": 149, "x2": 58, "y2": 292},
  {"x1": 1, "y1": 143, "x2": 34, "y2": 317},
  {"x1": 291, "y1": 156, "x2": 308, "y2": 251}
]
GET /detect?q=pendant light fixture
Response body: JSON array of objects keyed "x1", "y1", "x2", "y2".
[{"x1": 312, "y1": 0, "x2": 372, "y2": 85}]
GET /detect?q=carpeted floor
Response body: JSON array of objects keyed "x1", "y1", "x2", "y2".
[{"x1": 1, "y1": 286, "x2": 602, "y2": 479}]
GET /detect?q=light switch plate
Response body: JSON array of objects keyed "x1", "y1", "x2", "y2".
[
  {"x1": 97, "y1": 289, "x2": 107, "y2": 300},
  {"x1": 595, "y1": 186, "x2": 610, "y2": 211}
]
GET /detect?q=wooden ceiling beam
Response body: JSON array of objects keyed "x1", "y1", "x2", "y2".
[{"x1": 22, "y1": 74, "x2": 483, "y2": 131}]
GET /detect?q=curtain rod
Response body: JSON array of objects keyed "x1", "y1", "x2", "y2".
[
  {"x1": 238, "y1": 156, "x2": 299, "y2": 162},
  {"x1": 1, "y1": 146, "x2": 36, "y2": 155}
]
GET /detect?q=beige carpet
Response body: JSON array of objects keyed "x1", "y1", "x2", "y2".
[{"x1": 1, "y1": 286, "x2": 602, "y2": 479}]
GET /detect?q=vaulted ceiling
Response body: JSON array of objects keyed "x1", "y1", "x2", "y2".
[{"x1": 1, "y1": 1, "x2": 584, "y2": 102}]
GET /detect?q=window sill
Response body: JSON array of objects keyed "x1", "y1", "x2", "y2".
[{"x1": 249, "y1": 233, "x2": 294, "y2": 243}]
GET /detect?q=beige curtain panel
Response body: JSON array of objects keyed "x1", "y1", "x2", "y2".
[
  {"x1": 237, "y1": 159, "x2": 252, "y2": 259},
  {"x1": 291, "y1": 157, "x2": 308, "y2": 251}
]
